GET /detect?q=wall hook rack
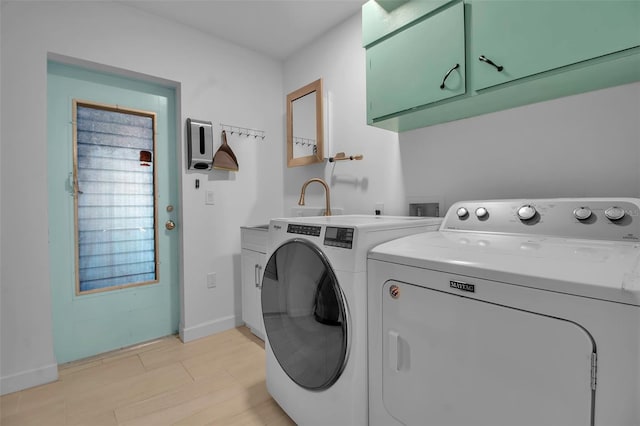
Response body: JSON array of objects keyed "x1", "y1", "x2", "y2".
[
  {"x1": 329, "y1": 152, "x2": 364, "y2": 162},
  {"x1": 293, "y1": 136, "x2": 316, "y2": 148},
  {"x1": 219, "y1": 123, "x2": 266, "y2": 140}
]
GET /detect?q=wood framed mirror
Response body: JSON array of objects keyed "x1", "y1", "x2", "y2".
[{"x1": 287, "y1": 78, "x2": 324, "y2": 167}]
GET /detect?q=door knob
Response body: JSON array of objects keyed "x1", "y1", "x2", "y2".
[{"x1": 165, "y1": 220, "x2": 176, "y2": 230}]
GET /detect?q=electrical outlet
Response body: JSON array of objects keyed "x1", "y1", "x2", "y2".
[
  {"x1": 205, "y1": 190, "x2": 215, "y2": 205},
  {"x1": 375, "y1": 202, "x2": 384, "y2": 215},
  {"x1": 207, "y1": 272, "x2": 216, "y2": 288}
]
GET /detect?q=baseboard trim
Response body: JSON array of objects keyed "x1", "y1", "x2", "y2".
[
  {"x1": 0, "y1": 363, "x2": 58, "y2": 395},
  {"x1": 179, "y1": 315, "x2": 236, "y2": 343}
]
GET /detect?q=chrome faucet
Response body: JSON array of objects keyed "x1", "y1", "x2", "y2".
[{"x1": 298, "y1": 178, "x2": 331, "y2": 216}]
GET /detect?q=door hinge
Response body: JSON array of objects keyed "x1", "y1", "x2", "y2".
[{"x1": 590, "y1": 352, "x2": 597, "y2": 390}]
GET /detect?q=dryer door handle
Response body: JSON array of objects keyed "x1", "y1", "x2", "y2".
[{"x1": 389, "y1": 330, "x2": 401, "y2": 372}]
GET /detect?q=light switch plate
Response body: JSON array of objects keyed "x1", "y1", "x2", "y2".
[
  {"x1": 207, "y1": 272, "x2": 216, "y2": 288},
  {"x1": 205, "y1": 190, "x2": 215, "y2": 205}
]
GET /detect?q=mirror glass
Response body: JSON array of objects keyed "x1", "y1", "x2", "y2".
[{"x1": 287, "y1": 79, "x2": 323, "y2": 167}]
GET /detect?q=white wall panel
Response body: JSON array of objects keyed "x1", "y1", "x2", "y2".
[{"x1": 400, "y1": 82, "x2": 640, "y2": 211}]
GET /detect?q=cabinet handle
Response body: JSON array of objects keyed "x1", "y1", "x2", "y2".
[
  {"x1": 254, "y1": 264, "x2": 263, "y2": 289},
  {"x1": 439, "y1": 63, "x2": 460, "y2": 89},
  {"x1": 254, "y1": 264, "x2": 260, "y2": 288},
  {"x1": 478, "y1": 55, "x2": 504, "y2": 72}
]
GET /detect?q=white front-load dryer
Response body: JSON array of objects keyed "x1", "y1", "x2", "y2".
[{"x1": 261, "y1": 215, "x2": 442, "y2": 426}]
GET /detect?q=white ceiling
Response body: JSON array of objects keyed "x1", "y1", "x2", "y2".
[{"x1": 120, "y1": 0, "x2": 367, "y2": 60}]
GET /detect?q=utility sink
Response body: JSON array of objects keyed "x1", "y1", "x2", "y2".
[
  {"x1": 241, "y1": 225, "x2": 268, "y2": 254},
  {"x1": 243, "y1": 224, "x2": 269, "y2": 230}
]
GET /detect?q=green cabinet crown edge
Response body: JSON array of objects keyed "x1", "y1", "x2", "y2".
[{"x1": 362, "y1": 0, "x2": 452, "y2": 47}]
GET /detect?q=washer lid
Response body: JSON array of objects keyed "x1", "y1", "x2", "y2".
[{"x1": 369, "y1": 231, "x2": 640, "y2": 306}]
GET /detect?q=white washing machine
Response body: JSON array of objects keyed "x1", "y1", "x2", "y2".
[
  {"x1": 368, "y1": 198, "x2": 640, "y2": 426},
  {"x1": 261, "y1": 215, "x2": 442, "y2": 426}
]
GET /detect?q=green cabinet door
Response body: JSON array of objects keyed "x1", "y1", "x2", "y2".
[
  {"x1": 470, "y1": 0, "x2": 640, "y2": 90},
  {"x1": 366, "y1": 1, "x2": 465, "y2": 122}
]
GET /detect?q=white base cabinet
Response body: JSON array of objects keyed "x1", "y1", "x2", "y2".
[{"x1": 240, "y1": 227, "x2": 268, "y2": 340}]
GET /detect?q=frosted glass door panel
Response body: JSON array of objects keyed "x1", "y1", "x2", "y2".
[{"x1": 75, "y1": 104, "x2": 157, "y2": 293}]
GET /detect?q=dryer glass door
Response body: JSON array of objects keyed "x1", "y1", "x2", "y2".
[{"x1": 261, "y1": 239, "x2": 348, "y2": 390}]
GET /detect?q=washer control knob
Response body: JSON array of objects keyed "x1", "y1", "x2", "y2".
[
  {"x1": 456, "y1": 207, "x2": 469, "y2": 218},
  {"x1": 475, "y1": 207, "x2": 488, "y2": 219},
  {"x1": 517, "y1": 204, "x2": 537, "y2": 221},
  {"x1": 573, "y1": 207, "x2": 592, "y2": 221},
  {"x1": 605, "y1": 206, "x2": 625, "y2": 221}
]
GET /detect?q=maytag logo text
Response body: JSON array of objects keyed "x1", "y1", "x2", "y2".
[{"x1": 450, "y1": 280, "x2": 475, "y2": 293}]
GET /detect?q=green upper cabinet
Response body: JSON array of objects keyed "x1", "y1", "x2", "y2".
[
  {"x1": 470, "y1": 0, "x2": 640, "y2": 90},
  {"x1": 362, "y1": 0, "x2": 640, "y2": 131},
  {"x1": 366, "y1": 1, "x2": 465, "y2": 121}
]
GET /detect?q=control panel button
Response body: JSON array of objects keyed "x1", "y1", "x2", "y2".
[
  {"x1": 324, "y1": 227, "x2": 354, "y2": 249},
  {"x1": 517, "y1": 204, "x2": 537, "y2": 221},
  {"x1": 475, "y1": 207, "x2": 488, "y2": 219},
  {"x1": 456, "y1": 207, "x2": 469, "y2": 218},
  {"x1": 287, "y1": 224, "x2": 321, "y2": 236},
  {"x1": 573, "y1": 207, "x2": 592, "y2": 221},
  {"x1": 604, "y1": 206, "x2": 625, "y2": 221}
]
